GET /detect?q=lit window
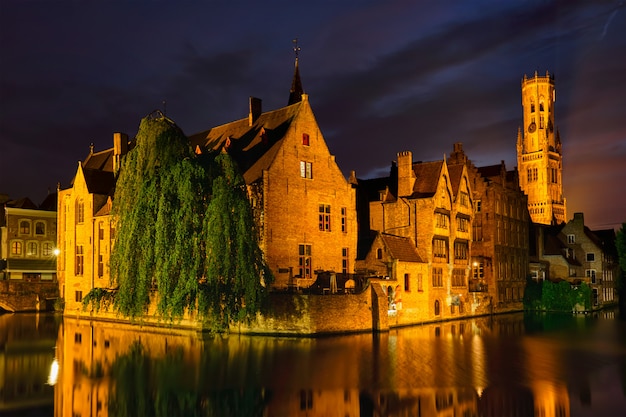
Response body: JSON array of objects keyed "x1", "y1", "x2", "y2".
[
  {"x1": 567, "y1": 234, "x2": 575, "y2": 244},
  {"x1": 19, "y1": 220, "x2": 31, "y2": 235},
  {"x1": 11, "y1": 241, "x2": 22, "y2": 255},
  {"x1": 300, "y1": 161, "x2": 312, "y2": 179}
]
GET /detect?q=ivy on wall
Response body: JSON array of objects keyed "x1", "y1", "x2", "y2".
[
  {"x1": 85, "y1": 113, "x2": 272, "y2": 330},
  {"x1": 523, "y1": 278, "x2": 591, "y2": 312}
]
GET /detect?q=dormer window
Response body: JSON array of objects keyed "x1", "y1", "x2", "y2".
[{"x1": 302, "y1": 133, "x2": 310, "y2": 146}]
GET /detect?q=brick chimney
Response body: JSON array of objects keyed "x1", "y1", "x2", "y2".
[
  {"x1": 249, "y1": 97, "x2": 262, "y2": 126},
  {"x1": 397, "y1": 151, "x2": 415, "y2": 197},
  {"x1": 113, "y1": 132, "x2": 129, "y2": 174}
]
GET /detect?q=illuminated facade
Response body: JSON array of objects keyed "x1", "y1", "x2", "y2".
[{"x1": 516, "y1": 71, "x2": 566, "y2": 225}]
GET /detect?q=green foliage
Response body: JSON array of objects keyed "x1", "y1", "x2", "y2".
[
  {"x1": 523, "y1": 279, "x2": 592, "y2": 312},
  {"x1": 82, "y1": 287, "x2": 116, "y2": 312},
  {"x1": 109, "y1": 113, "x2": 272, "y2": 329}
]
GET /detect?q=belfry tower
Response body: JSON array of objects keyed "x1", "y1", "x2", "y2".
[{"x1": 516, "y1": 71, "x2": 566, "y2": 225}]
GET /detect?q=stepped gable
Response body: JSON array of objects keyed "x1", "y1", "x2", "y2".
[
  {"x1": 189, "y1": 101, "x2": 303, "y2": 184},
  {"x1": 410, "y1": 160, "x2": 443, "y2": 198},
  {"x1": 380, "y1": 233, "x2": 422, "y2": 263}
]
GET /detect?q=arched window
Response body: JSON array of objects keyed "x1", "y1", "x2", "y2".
[
  {"x1": 539, "y1": 99, "x2": 545, "y2": 112},
  {"x1": 434, "y1": 300, "x2": 440, "y2": 316},
  {"x1": 76, "y1": 199, "x2": 85, "y2": 224},
  {"x1": 19, "y1": 220, "x2": 31, "y2": 235},
  {"x1": 35, "y1": 221, "x2": 46, "y2": 235},
  {"x1": 11, "y1": 240, "x2": 22, "y2": 255},
  {"x1": 42, "y1": 242, "x2": 54, "y2": 257},
  {"x1": 26, "y1": 241, "x2": 38, "y2": 256},
  {"x1": 530, "y1": 99, "x2": 535, "y2": 113},
  {"x1": 376, "y1": 248, "x2": 383, "y2": 259}
]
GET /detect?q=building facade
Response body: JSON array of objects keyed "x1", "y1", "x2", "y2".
[
  {"x1": 516, "y1": 71, "x2": 566, "y2": 225},
  {"x1": 1, "y1": 196, "x2": 57, "y2": 282}
]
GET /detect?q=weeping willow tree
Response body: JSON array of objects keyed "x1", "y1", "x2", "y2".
[{"x1": 105, "y1": 112, "x2": 272, "y2": 329}]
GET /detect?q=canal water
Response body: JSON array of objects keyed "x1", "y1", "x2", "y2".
[{"x1": 1, "y1": 310, "x2": 625, "y2": 416}]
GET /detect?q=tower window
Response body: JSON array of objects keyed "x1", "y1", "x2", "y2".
[{"x1": 530, "y1": 102, "x2": 535, "y2": 113}]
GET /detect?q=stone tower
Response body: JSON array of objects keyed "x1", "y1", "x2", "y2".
[{"x1": 516, "y1": 71, "x2": 566, "y2": 225}]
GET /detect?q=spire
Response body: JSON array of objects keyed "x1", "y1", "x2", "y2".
[{"x1": 288, "y1": 38, "x2": 304, "y2": 105}]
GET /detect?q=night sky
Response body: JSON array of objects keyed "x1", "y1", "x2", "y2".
[{"x1": 1, "y1": 1, "x2": 624, "y2": 230}]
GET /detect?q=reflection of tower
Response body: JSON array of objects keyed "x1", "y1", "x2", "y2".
[{"x1": 516, "y1": 71, "x2": 566, "y2": 225}]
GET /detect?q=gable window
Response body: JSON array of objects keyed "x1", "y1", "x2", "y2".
[
  {"x1": 11, "y1": 240, "x2": 22, "y2": 256},
  {"x1": 460, "y1": 192, "x2": 469, "y2": 207},
  {"x1": 302, "y1": 133, "x2": 310, "y2": 146},
  {"x1": 318, "y1": 204, "x2": 331, "y2": 231},
  {"x1": 298, "y1": 244, "x2": 312, "y2": 278},
  {"x1": 586, "y1": 253, "x2": 595, "y2": 262},
  {"x1": 300, "y1": 161, "x2": 312, "y2": 179},
  {"x1": 76, "y1": 200, "x2": 85, "y2": 224},
  {"x1": 457, "y1": 216, "x2": 469, "y2": 232},
  {"x1": 35, "y1": 221, "x2": 46, "y2": 235},
  {"x1": 567, "y1": 234, "x2": 575, "y2": 244},
  {"x1": 19, "y1": 220, "x2": 31, "y2": 235},
  {"x1": 376, "y1": 248, "x2": 383, "y2": 259}
]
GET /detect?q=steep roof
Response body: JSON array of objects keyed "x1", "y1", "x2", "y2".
[
  {"x1": 288, "y1": 57, "x2": 304, "y2": 105},
  {"x1": 447, "y1": 164, "x2": 465, "y2": 196},
  {"x1": 83, "y1": 148, "x2": 114, "y2": 172},
  {"x1": 411, "y1": 160, "x2": 443, "y2": 198},
  {"x1": 380, "y1": 233, "x2": 423, "y2": 263},
  {"x1": 189, "y1": 100, "x2": 304, "y2": 184},
  {"x1": 82, "y1": 167, "x2": 115, "y2": 196}
]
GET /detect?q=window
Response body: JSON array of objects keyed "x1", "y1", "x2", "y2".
[
  {"x1": 432, "y1": 267, "x2": 443, "y2": 287},
  {"x1": 473, "y1": 262, "x2": 484, "y2": 279},
  {"x1": 376, "y1": 248, "x2": 383, "y2": 259},
  {"x1": 460, "y1": 192, "x2": 469, "y2": 207},
  {"x1": 98, "y1": 255, "x2": 104, "y2": 277},
  {"x1": 298, "y1": 244, "x2": 312, "y2": 278},
  {"x1": 433, "y1": 238, "x2": 447, "y2": 260},
  {"x1": 540, "y1": 115, "x2": 545, "y2": 129},
  {"x1": 341, "y1": 207, "x2": 347, "y2": 232},
  {"x1": 35, "y1": 221, "x2": 46, "y2": 235},
  {"x1": 567, "y1": 234, "x2": 575, "y2": 244},
  {"x1": 436, "y1": 212, "x2": 449, "y2": 229},
  {"x1": 452, "y1": 269, "x2": 465, "y2": 287},
  {"x1": 99, "y1": 222, "x2": 105, "y2": 240},
  {"x1": 404, "y1": 273, "x2": 410, "y2": 292},
  {"x1": 300, "y1": 161, "x2": 312, "y2": 179},
  {"x1": 434, "y1": 300, "x2": 440, "y2": 316},
  {"x1": 454, "y1": 241, "x2": 468, "y2": 262},
  {"x1": 76, "y1": 200, "x2": 85, "y2": 223},
  {"x1": 11, "y1": 241, "x2": 22, "y2": 255},
  {"x1": 586, "y1": 269, "x2": 597, "y2": 283},
  {"x1": 302, "y1": 133, "x2": 310, "y2": 146},
  {"x1": 42, "y1": 242, "x2": 53, "y2": 257},
  {"x1": 417, "y1": 274, "x2": 423, "y2": 291},
  {"x1": 75, "y1": 291, "x2": 83, "y2": 303},
  {"x1": 586, "y1": 253, "x2": 595, "y2": 262},
  {"x1": 342, "y1": 248, "x2": 349, "y2": 274},
  {"x1": 476, "y1": 200, "x2": 481, "y2": 213},
  {"x1": 457, "y1": 217, "x2": 469, "y2": 232},
  {"x1": 26, "y1": 241, "x2": 38, "y2": 256},
  {"x1": 75, "y1": 245, "x2": 84, "y2": 276},
  {"x1": 539, "y1": 101, "x2": 544, "y2": 112},
  {"x1": 300, "y1": 390, "x2": 313, "y2": 410},
  {"x1": 318, "y1": 204, "x2": 331, "y2": 231},
  {"x1": 19, "y1": 220, "x2": 31, "y2": 235}
]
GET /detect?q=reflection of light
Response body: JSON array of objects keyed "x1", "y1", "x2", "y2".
[
  {"x1": 47, "y1": 358, "x2": 59, "y2": 385},
  {"x1": 53, "y1": 248, "x2": 60, "y2": 256},
  {"x1": 476, "y1": 386, "x2": 484, "y2": 397}
]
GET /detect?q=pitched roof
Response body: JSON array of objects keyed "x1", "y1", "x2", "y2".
[
  {"x1": 411, "y1": 160, "x2": 443, "y2": 198},
  {"x1": 477, "y1": 164, "x2": 502, "y2": 178},
  {"x1": 82, "y1": 167, "x2": 115, "y2": 196},
  {"x1": 447, "y1": 164, "x2": 464, "y2": 196},
  {"x1": 189, "y1": 100, "x2": 304, "y2": 184},
  {"x1": 6, "y1": 197, "x2": 37, "y2": 209},
  {"x1": 380, "y1": 233, "x2": 423, "y2": 262},
  {"x1": 83, "y1": 148, "x2": 114, "y2": 172}
]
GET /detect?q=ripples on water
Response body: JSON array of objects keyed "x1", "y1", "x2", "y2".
[{"x1": 1, "y1": 310, "x2": 625, "y2": 416}]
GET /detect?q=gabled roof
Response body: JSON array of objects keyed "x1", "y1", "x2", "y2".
[
  {"x1": 189, "y1": 101, "x2": 304, "y2": 184},
  {"x1": 39, "y1": 192, "x2": 57, "y2": 211},
  {"x1": 82, "y1": 167, "x2": 115, "y2": 196},
  {"x1": 380, "y1": 233, "x2": 423, "y2": 263},
  {"x1": 477, "y1": 164, "x2": 502, "y2": 178},
  {"x1": 83, "y1": 148, "x2": 114, "y2": 172},
  {"x1": 6, "y1": 197, "x2": 37, "y2": 209},
  {"x1": 411, "y1": 160, "x2": 443, "y2": 198},
  {"x1": 447, "y1": 164, "x2": 464, "y2": 196}
]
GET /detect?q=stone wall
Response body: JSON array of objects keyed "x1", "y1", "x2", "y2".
[{"x1": 0, "y1": 280, "x2": 59, "y2": 312}]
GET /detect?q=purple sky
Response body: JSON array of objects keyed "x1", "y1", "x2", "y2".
[{"x1": 1, "y1": 1, "x2": 624, "y2": 230}]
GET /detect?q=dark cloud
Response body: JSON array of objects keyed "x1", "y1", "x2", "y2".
[{"x1": 1, "y1": 0, "x2": 624, "y2": 228}]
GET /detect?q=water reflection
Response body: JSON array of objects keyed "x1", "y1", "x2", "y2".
[{"x1": 1, "y1": 310, "x2": 625, "y2": 416}]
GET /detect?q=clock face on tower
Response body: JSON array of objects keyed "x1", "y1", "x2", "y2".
[{"x1": 528, "y1": 122, "x2": 536, "y2": 133}]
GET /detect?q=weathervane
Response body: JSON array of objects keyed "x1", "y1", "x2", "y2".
[{"x1": 293, "y1": 38, "x2": 301, "y2": 59}]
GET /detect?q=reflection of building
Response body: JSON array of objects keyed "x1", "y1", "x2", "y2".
[
  {"x1": 517, "y1": 71, "x2": 566, "y2": 225},
  {"x1": 448, "y1": 143, "x2": 530, "y2": 313},
  {"x1": 530, "y1": 212, "x2": 619, "y2": 308}
]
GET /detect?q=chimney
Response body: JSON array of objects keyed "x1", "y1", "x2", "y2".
[
  {"x1": 113, "y1": 132, "x2": 129, "y2": 174},
  {"x1": 397, "y1": 151, "x2": 415, "y2": 197},
  {"x1": 249, "y1": 97, "x2": 262, "y2": 126}
]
